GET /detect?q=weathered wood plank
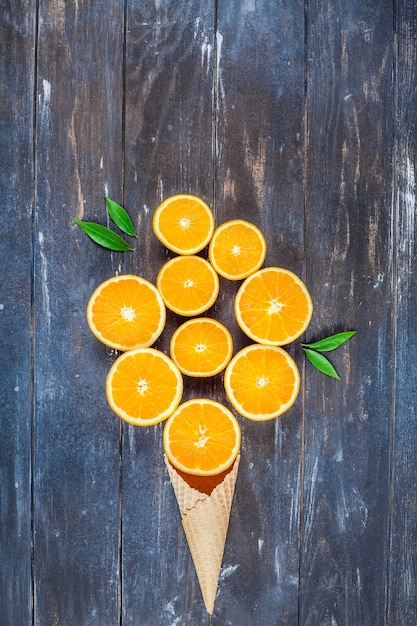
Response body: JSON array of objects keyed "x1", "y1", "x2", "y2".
[
  {"x1": 33, "y1": 1, "x2": 125, "y2": 624},
  {"x1": 0, "y1": 3, "x2": 35, "y2": 625},
  {"x1": 121, "y1": 1, "x2": 216, "y2": 623},
  {"x1": 215, "y1": 1, "x2": 305, "y2": 623},
  {"x1": 388, "y1": 2, "x2": 417, "y2": 624},
  {"x1": 302, "y1": 1, "x2": 394, "y2": 624},
  {"x1": 6, "y1": 1, "x2": 417, "y2": 624}
]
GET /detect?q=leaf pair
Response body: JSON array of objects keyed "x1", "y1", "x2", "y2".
[
  {"x1": 75, "y1": 197, "x2": 137, "y2": 251},
  {"x1": 301, "y1": 331, "x2": 356, "y2": 380}
]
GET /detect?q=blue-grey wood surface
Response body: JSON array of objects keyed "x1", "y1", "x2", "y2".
[{"x1": 1, "y1": 1, "x2": 416, "y2": 625}]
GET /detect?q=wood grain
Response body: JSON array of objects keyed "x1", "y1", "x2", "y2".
[
  {"x1": 215, "y1": 1, "x2": 305, "y2": 623},
  {"x1": 121, "y1": 2, "x2": 215, "y2": 624},
  {"x1": 0, "y1": 3, "x2": 35, "y2": 625},
  {"x1": 388, "y1": 1, "x2": 417, "y2": 623},
  {"x1": 33, "y1": 1, "x2": 125, "y2": 624},
  {"x1": 302, "y1": 1, "x2": 394, "y2": 624}
]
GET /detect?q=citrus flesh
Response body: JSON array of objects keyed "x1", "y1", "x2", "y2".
[
  {"x1": 235, "y1": 267, "x2": 313, "y2": 346},
  {"x1": 170, "y1": 317, "x2": 233, "y2": 377},
  {"x1": 156, "y1": 255, "x2": 220, "y2": 316},
  {"x1": 163, "y1": 398, "x2": 241, "y2": 475},
  {"x1": 224, "y1": 343, "x2": 300, "y2": 420},
  {"x1": 208, "y1": 219, "x2": 266, "y2": 280},
  {"x1": 86, "y1": 274, "x2": 166, "y2": 351},
  {"x1": 152, "y1": 194, "x2": 215, "y2": 255},
  {"x1": 106, "y1": 348, "x2": 183, "y2": 426}
]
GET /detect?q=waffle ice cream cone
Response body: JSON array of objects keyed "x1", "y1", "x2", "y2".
[{"x1": 165, "y1": 454, "x2": 240, "y2": 614}]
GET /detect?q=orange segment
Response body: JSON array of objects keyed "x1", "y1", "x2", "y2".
[
  {"x1": 86, "y1": 274, "x2": 166, "y2": 351},
  {"x1": 170, "y1": 318, "x2": 233, "y2": 377},
  {"x1": 153, "y1": 194, "x2": 215, "y2": 255},
  {"x1": 163, "y1": 398, "x2": 241, "y2": 475},
  {"x1": 156, "y1": 255, "x2": 220, "y2": 316},
  {"x1": 234, "y1": 267, "x2": 313, "y2": 346},
  {"x1": 224, "y1": 344, "x2": 300, "y2": 421},
  {"x1": 208, "y1": 219, "x2": 266, "y2": 280},
  {"x1": 106, "y1": 348, "x2": 183, "y2": 426}
]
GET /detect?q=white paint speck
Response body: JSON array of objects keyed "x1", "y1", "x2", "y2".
[
  {"x1": 216, "y1": 32, "x2": 224, "y2": 92},
  {"x1": 274, "y1": 546, "x2": 281, "y2": 579},
  {"x1": 216, "y1": 30, "x2": 224, "y2": 81},
  {"x1": 38, "y1": 80, "x2": 52, "y2": 132},
  {"x1": 201, "y1": 35, "x2": 212, "y2": 72},
  {"x1": 242, "y1": 0, "x2": 255, "y2": 11},
  {"x1": 0, "y1": 303, "x2": 4, "y2": 310},
  {"x1": 214, "y1": 30, "x2": 225, "y2": 158},
  {"x1": 165, "y1": 597, "x2": 177, "y2": 616},
  {"x1": 258, "y1": 538, "x2": 264, "y2": 555},
  {"x1": 38, "y1": 232, "x2": 51, "y2": 333},
  {"x1": 397, "y1": 155, "x2": 415, "y2": 300},
  {"x1": 373, "y1": 272, "x2": 384, "y2": 289},
  {"x1": 158, "y1": 177, "x2": 164, "y2": 200},
  {"x1": 14, "y1": 386, "x2": 20, "y2": 392},
  {"x1": 100, "y1": 156, "x2": 104, "y2": 169},
  {"x1": 304, "y1": 456, "x2": 319, "y2": 540},
  {"x1": 333, "y1": 448, "x2": 344, "y2": 462},
  {"x1": 42, "y1": 79, "x2": 51, "y2": 104},
  {"x1": 219, "y1": 563, "x2": 239, "y2": 582}
]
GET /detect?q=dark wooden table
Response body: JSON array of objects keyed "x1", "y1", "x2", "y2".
[{"x1": 2, "y1": 1, "x2": 416, "y2": 624}]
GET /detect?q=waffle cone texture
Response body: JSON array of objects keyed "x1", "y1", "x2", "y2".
[{"x1": 165, "y1": 454, "x2": 240, "y2": 614}]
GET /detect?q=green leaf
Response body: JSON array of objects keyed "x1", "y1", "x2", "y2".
[
  {"x1": 301, "y1": 330, "x2": 356, "y2": 352},
  {"x1": 303, "y1": 348, "x2": 341, "y2": 380},
  {"x1": 74, "y1": 219, "x2": 133, "y2": 251},
  {"x1": 105, "y1": 197, "x2": 137, "y2": 237}
]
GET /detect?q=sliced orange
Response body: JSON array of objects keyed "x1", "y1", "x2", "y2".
[
  {"x1": 156, "y1": 255, "x2": 220, "y2": 316},
  {"x1": 208, "y1": 219, "x2": 266, "y2": 280},
  {"x1": 163, "y1": 398, "x2": 241, "y2": 476},
  {"x1": 106, "y1": 348, "x2": 183, "y2": 426},
  {"x1": 170, "y1": 317, "x2": 233, "y2": 377},
  {"x1": 152, "y1": 194, "x2": 215, "y2": 255},
  {"x1": 224, "y1": 344, "x2": 300, "y2": 421},
  {"x1": 86, "y1": 274, "x2": 166, "y2": 351},
  {"x1": 234, "y1": 267, "x2": 313, "y2": 346}
]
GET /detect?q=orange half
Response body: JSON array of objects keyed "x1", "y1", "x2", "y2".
[
  {"x1": 86, "y1": 274, "x2": 166, "y2": 351},
  {"x1": 106, "y1": 348, "x2": 183, "y2": 426},
  {"x1": 156, "y1": 255, "x2": 220, "y2": 316},
  {"x1": 224, "y1": 344, "x2": 300, "y2": 421},
  {"x1": 170, "y1": 317, "x2": 233, "y2": 377},
  {"x1": 163, "y1": 398, "x2": 241, "y2": 476},
  {"x1": 153, "y1": 194, "x2": 215, "y2": 255},
  {"x1": 208, "y1": 219, "x2": 266, "y2": 280},
  {"x1": 234, "y1": 267, "x2": 313, "y2": 346}
]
